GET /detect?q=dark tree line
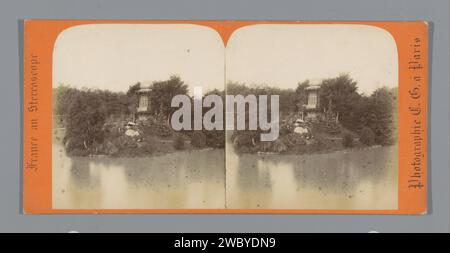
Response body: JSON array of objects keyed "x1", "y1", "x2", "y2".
[
  {"x1": 54, "y1": 74, "x2": 397, "y2": 156},
  {"x1": 227, "y1": 74, "x2": 397, "y2": 146},
  {"x1": 316, "y1": 74, "x2": 397, "y2": 145},
  {"x1": 127, "y1": 75, "x2": 189, "y2": 120},
  {"x1": 53, "y1": 75, "x2": 220, "y2": 154},
  {"x1": 53, "y1": 85, "x2": 131, "y2": 154},
  {"x1": 226, "y1": 82, "x2": 298, "y2": 115}
]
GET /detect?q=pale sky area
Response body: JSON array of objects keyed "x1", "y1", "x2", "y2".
[
  {"x1": 53, "y1": 24, "x2": 225, "y2": 94},
  {"x1": 226, "y1": 24, "x2": 398, "y2": 95},
  {"x1": 54, "y1": 24, "x2": 398, "y2": 96}
]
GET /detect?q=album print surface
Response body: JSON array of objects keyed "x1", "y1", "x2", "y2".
[{"x1": 23, "y1": 21, "x2": 428, "y2": 214}]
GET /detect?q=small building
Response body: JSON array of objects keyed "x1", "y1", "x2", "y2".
[
  {"x1": 305, "y1": 84, "x2": 320, "y2": 109},
  {"x1": 136, "y1": 81, "x2": 152, "y2": 121},
  {"x1": 299, "y1": 83, "x2": 321, "y2": 120}
]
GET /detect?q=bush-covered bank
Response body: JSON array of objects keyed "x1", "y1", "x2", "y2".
[
  {"x1": 53, "y1": 74, "x2": 396, "y2": 157},
  {"x1": 53, "y1": 76, "x2": 225, "y2": 157},
  {"x1": 228, "y1": 74, "x2": 397, "y2": 154}
]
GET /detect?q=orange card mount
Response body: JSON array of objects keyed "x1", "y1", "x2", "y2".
[{"x1": 23, "y1": 20, "x2": 428, "y2": 214}]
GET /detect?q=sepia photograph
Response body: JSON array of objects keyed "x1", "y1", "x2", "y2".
[
  {"x1": 51, "y1": 23, "x2": 398, "y2": 210},
  {"x1": 225, "y1": 25, "x2": 398, "y2": 210},
  {"x1": 11, "y1": 0, "x2": 439, "y2": 235},
  {"x1": 52, "y1": 24, "x2": 226, "y2": 209}
]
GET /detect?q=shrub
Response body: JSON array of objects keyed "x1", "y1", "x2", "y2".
[
  {"x1": 61, "y1": 88, "x2": 131, "y2": 156},
  {"x1": 279, "y1": 125, "x2": 291, "y2": 136},
  {"x1": 359, "y1": 127, "x2": 375, "y2": 146},
  {"x1": 67, "y1": 147, "x2": 90, "y2": 156},
  {"x1": 142, "y1": 120, "x2": 172, "y2": 137},
  {"x1": 232, "y1": 131, "x2": 257, "y2": 148},
  {"x1": 342, "y1": 133, "x2": 354, "y2": 147},
  {"x1": 139, "y1": 141, "x2": 155, "y2": 154},
  {"x1": 204, "y1": 130, "x2": 225, "y2": 148},
  {"x1": 190, "y1": 131, "x2": 207, "y2": 148},
  {"x1": 113, "y1": 135, "x2": 138, "y2": 149},
  {"x1": 283, "y1": 133, "x2": 306, "y2": 147},
  {"x1": 312, "y1": 115, "x2": 341, "y2": 135},
  {"x1": 98, "y1": 140, "x2": 119, "y2": 155},
  {"x1": 373, "y1": 124, "x2": 395, "y2": 146},
  {"x1": 256, "y1": 139, "x2": 288, "y2": 153},
  {"x1": 271, "y1": 139, "x2": 287, "y2": 153},
  {"x1": 173, "y1": 135, "x2": 185, "y2": 150}
]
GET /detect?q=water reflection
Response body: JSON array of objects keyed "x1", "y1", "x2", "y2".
[
  {"x1": 226, "y1": 145, "x2": 398, "y2": 210},
  {"x1": 53, "y1": 141, "x2": 397, "y2": 210},
  {"x1": 53, "y1": 143, "x2": 226, "y2": 209}
]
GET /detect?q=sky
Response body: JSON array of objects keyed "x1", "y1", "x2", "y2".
[
  {"x1": 53, "y1": 24, "x2": 225, "y2": 94},
  {"x1": 53, "y1": 24, "x2": 398, "y2": 96},
  {"x1": 226, "y1": 24, "x2": 398, "y2": 95}
]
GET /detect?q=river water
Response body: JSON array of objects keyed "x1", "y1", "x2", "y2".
[
  {"x1": 226, "y1": 145, "x2": 398, "y2": 210},
  {"x1": 52, "y1": 143, "x2": 226, "y2": 209},
  {"x1": 53, "y1": 143, "x2": 397, "y2": 210}
]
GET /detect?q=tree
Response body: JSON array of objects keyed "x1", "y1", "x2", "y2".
[
  {"x1": 150, "y1": 75, "x2": 189, "y2": 119},
  {"x1": 319, "y1": 74, "x2": 360, "y2": 123},
  {"x1": 295, "y1": 80, "x2": 311, "y2": 119},
  {"x1": 348, "y1": 95, "x2": 375, "y2": 131},
  {"x1": 369, "y1": 87, "x2": 397, "y2": 145},
  {"x1": 202, "y1": 89, "x2": 225, "y2": 148},
  {"x1": 127, "y1": 82, "x2": 141, "y2": 97},
  {"x1": 227, "y1": 81, "x2": 297, "y2": 117},
  {"x1": 64, "y1": 90, "x2": 106, "y2": 154},
  {"x1": 295, "y1": 80, "x2": 310, "y2": 110},
  {"x1": 53, "y1": 84, "x2": 79, "y2": 116},
  {"x1": 126, "y1": 82, "x2": 141, "y2": 114},
  {"x1": 347, "y1": 87, "x2": 397, "y2": 146},
  {"x1": 62, "y1": 88, "x2": 130, "y2": 155}
]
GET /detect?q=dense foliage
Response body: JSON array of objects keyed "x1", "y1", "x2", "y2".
[
  {"x1": 54, "y1": 86, "x2": 130, "y2": 155},
  {"x1": 53, "y1": 76, "x2": 224, "y2": 156},
  {"x1": 54, "y1": 74, "x2": 396, "y2": 156},
  {"x1": 228, "y1": 74, "x2": 397, "y2": 153}
]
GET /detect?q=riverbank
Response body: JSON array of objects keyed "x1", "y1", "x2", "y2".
[
  {"x1": 226, "y1": 144, "x2": 398, "y2": 210},
  {"x1": 53, "y1": 140, "x2": 397, "y2": 210},
  {"x1": 229, "y1": 127, "x2": 385, "y2": 156},
  {"x1": 53, "y1": 116, "x2": 225, "y2": 157},
  {"x1": 52, "y1": 143, "x2": 226, "y2": 209}
]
